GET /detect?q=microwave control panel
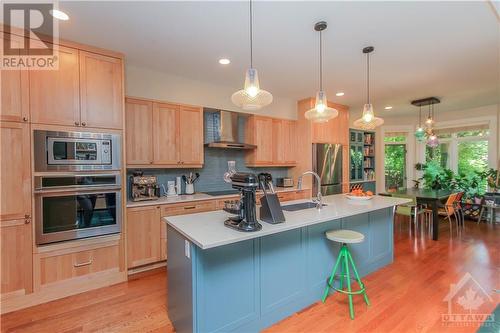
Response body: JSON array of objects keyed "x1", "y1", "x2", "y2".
[{"x1": 101, "y1": 141, "x2": 112, "y2": 164}]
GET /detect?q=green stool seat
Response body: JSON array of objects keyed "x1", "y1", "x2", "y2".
[{"x1": 322, "y1": 229, "x2": 370, "y2": 320}]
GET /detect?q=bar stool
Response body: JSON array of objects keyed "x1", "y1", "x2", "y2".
[{"x1": 322, "y1": 229, "x2": 369, "y2": 320}]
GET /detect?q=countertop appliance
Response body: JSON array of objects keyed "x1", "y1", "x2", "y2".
[
  {"x1": 130, "y1": 171, "x2": 159, "y2": 202},
  {"x1": 312, "y1": 143, "x2": 343, "y2": 196},
  {"x1": 34, "y1": 173, "x2": 122, "y2": 245},
  {"x1": 34, "y1": 130, "x2": 121, "y2": 172},
  {"x1": 203, "y1": 109, "x2": 256, "y2": 149},
  {"x1": 223, "y1": 172, "x2": 262, "y2": 232},
  {"x1": 258, "y1": 173, "x2": 274, "y2": 192},
  {"x1": 276, "y1": 177, "x2": 294, "y2": 188}
]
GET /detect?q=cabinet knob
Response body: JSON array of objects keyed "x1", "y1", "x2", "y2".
[
  {"x1": 24, "y1": 214, "x2": 31, "y2": 224},
  {"x1": 81, "y1": 122, "x2": 87, "y2": 127},
  {"x1": 22, "y1": 117, "x2": 28, "y2": 122},
  {"x1": 75, "y1": 121, "x2": 80, "y2": 126},
  {"x1": 150, "y1": 161, "x2": 153, "y2": 164}
]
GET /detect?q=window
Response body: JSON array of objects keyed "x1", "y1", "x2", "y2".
[
  {"x1": 425, "y1": 126, "x2": 490, "y2": 178},
  {"x1": 384, "y1": 133, "x2": 407, "y2": 190}
]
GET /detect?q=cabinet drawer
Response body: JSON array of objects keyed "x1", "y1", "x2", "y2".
[
  {"x1": 38, "y1": 244, "x2": 119, "y2": 286},
  {"x1": 161, "y1": 200, "x2": 216, "y2": 216},
  {"x1": 215, "y1": 196, "x2": 239, "y2": 210},
  {"x1": 276, "y1": 191, "x2": 296, "y2": 202}
]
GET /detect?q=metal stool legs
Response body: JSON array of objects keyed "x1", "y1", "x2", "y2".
[{"x1": 322, "y1": 243, "x2": 370, "y2": 320}]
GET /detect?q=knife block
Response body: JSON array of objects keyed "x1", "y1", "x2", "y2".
[{"x1": 260, "y1": 193, "x2": 285, "y2": 224}]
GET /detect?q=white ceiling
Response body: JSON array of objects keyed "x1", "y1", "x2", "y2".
[{"x1": 52, "y1": 1, "x2": 500, "y2": 115}]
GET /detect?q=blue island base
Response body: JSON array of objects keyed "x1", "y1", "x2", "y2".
[{"x1": 167, "y1": 208, "x2": 394, "y2": 333}]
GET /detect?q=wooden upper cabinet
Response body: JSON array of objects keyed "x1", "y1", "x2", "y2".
[
  {"x1": 0, "y1": 33, "x2": 29, "y2": 123},
  {"x1": 311, "y1": 105, "x2": 349, "y2": 144},
  {"x1": 246, "y1": 116, "x2": 273, "y2": 166},
  {"x1": 247, "y1": 116, "x2": 296, "y2": 167},
  {"x1": 153, "y1": 102, "x2": 179, "y2": 165},
  {"x1": 29, "y1": 45, "x2": 80, "y2": 126},
  {"x1": 79, "y1": 51, "x2": 123, "y2": 129},
  {"x1": 125, "y1": 98, "x2": 154, "y2": 165},
  {"x1": 178, "y1": 106, "x2": 204, "y2": 166},
  {"x1": 0, "y1": 122, "x2": 31, "y2": 221}
]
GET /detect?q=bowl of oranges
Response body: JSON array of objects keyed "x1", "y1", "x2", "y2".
[{"x1": 345, "y1": 185, "x2": 374, "y2": 201}]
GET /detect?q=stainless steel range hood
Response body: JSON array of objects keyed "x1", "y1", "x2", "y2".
[{"x1": 204, "y1": 109, "x2": 256, "y2": 150}]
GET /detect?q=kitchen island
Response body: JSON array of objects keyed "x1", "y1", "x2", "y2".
[{"x1": 164, "y1": 194, "x2": 409, "y2": 333}]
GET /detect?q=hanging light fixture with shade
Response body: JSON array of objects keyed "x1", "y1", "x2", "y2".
[
  {"x1": 353, "y1": 46, "x2": 384, "y2": 130},
  {"x1": 411, "y1": 97, "x2": 440, "y2": 147},
  {"x1": 231, "y1": 0, "x2": 273, "y2": 111},
  {"x1": 304, "y1": 21, "x2": 339, "y2": 123},
  {"x1": 414, "y1": 105, "x2": 426, "y2": 142}
]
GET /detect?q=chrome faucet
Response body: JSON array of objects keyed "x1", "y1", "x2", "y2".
[{"x1": 297, "y1": 171, "x2": 323, "y2": 209}]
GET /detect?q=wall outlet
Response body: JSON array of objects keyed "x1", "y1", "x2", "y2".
[{"x1": 184, "y1": 240, "x2": 191, "y2": 259}]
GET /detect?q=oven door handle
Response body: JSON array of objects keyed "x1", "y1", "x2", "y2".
[{"x1": 34, "y1": 186, "x2": 122, "y2": 195}]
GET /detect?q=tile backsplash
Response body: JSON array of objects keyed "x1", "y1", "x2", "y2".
[{"x1": 127, "y1": 148, "x2": 290, "y2": 196}]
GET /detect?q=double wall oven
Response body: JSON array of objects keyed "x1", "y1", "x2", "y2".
[{"x1": 34, "y1": 130, "x2": 122, "y2": 245}]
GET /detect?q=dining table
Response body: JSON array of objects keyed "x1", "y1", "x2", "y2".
[{"x1": 383, "y1": 188, "x2": 453, "y2": 240}]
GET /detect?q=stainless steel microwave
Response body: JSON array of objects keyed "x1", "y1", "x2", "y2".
[{"x1": 34, "y1": 130, "x2": 121, "y2": 172}]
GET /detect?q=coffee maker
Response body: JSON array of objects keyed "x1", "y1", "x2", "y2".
[
  {"x1": 130, "y1": 171, "x2": 160, "y2": 202},
  {"x1": 223, "y1": 172, "x2": 262, "y2": 232}
]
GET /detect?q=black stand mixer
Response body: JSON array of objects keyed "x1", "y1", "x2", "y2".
[{"x1": 223, "y1": 173, "x2": 262, "y2": 232}]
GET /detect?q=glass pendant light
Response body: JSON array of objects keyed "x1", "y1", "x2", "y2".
[
  {"x1": 231, "y1": 0, "x2": 272, "y2": 110},
  {"x1": 415, "y1": 105, "x2": 426, "y2": 142},
  {"x1": 304, "y1": 21, "x2": 338, "y2": 123},
  {"x1": 353, "y1": 46, "x2": 384, "y2": 130},
  {"x1": 425, "y1": 103, "x2": 434, "y2": 127}
]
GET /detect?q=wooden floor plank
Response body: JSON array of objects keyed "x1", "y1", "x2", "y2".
[{"x1": 1, "y1": 219, "x2": 498, "y2": 333}]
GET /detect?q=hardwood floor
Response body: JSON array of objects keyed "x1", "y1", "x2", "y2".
[{"x1": 1, "y1": 219, "x2": 498, "y2": 333}]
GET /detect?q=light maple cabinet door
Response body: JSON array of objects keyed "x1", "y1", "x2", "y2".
[
  {"x1": 79, "y1": 51, "x2": 123, "y2": 129},
  {"x1": 0, "y1": 122, "x2": 32, "y2": 297},
  {"x1": 0, "y1": 33, "x2": 29, "y2": 123},
  {"x1": 246, "y1": 116, "x2": 273, "y2": 166},
  {"x1": 153, "y1": 102, "x2": 179, "y2": 165},
  {"x1": 1, "y1": 219, "x2": 33, "y2": 297},
  {"x1": 0, "y1": 122, "x2": 31, "y2": 221},
  {"x1": 178, "y1": 106, "x2": 203, "y2": 166},
  {"x1": 283, "y1": 120, "x2": 297, "y2": 164},
  {"x1": 29, "y1": 45, "x2": 80, "y2": 126},
  {"x1": 126, "y1": 206, "x2": 161, "y2": 268},
  {"x1": 272, "y1": 119, "x2": 285, "y2": 164},
  {"x1": 125, "y1": 98, "x2": 154, "y2": 165}
]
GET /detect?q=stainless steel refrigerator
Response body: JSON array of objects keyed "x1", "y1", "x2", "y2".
[{"x1": 312, "y1": 143, "x2": 343, "y2": 195}]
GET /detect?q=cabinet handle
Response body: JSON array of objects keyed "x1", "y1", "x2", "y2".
[
  {"x1": 24, "y1": 214, "x2": 31, "y2": 224},
  {"x1": 184, "y1": 206, "x2": 196, "y2": 210},
  {"x1": 81, "y1": 122, "x2": 87, "y2": 126},
  {"x1": 73, "y1": 257, "x2": 93, "y2": 267},
  {"x1": 149, "y1": 161, "x2": 153, "y2": 164},
  {"x1": 22, "y1": 117, "x2": 28, "y2": 122},
  {"x1": 75, "y1": 121, "x2": 80, "y2": 126}
]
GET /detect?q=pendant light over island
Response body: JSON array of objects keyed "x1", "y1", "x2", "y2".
[
  {"x1": 304, "y1": 21, "x2": 339, "y2": 123},
  {"x1": 231, "y1": 0, "x2": 273, "y2": 111},
  {"x1": 353, "y1": 46, "x2": 384, "y2": 130}
]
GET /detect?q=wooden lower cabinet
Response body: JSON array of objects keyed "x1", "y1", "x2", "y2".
[
  {"x1": 0, "y1": 219, "x2": 32, "y2": 298},
  {"x1": 161, "y1": 200, "x2": 216, "y2": 217},
  {"x1": 36, "y1": 243, "x2": 120, "y2": 287},
  {"x1": 127, "y1": 206, "x2": 161, "y2": 268}
]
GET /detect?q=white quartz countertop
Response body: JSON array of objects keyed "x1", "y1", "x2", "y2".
[
  {"x1": 126, "y1": 187, "x2": 307, "y2": 208},
  {"x1": 163, "y1": 194, "x2": 410, "y2": 250}
]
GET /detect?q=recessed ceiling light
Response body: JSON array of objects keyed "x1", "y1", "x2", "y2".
[
  {"x1": 335, "y1": 92, "x2": 345, "y2": 96},
  {"x1": 50, "y1": 9, "x2": 69, "y2": 21},
  {"x1": 384, "y1": 106, "x2": 393, "y2": 110},
  {"x1": 218, "y1": 58, "x2": 230, "y2": 65}
]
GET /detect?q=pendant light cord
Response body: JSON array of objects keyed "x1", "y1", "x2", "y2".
[
  {"x1": 367, "y1": 51, "x2": 370, "y2": 104},
  {"x1": 249, "y1": 0, "x2": 253, "y2": 68},
  {"x1": 319, "y1": 30, "x2": 323, "y2": 91}
]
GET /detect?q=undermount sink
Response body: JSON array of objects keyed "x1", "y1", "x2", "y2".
[{"x1": 281, "y1": 202, "x2": 327, "y2": 212}]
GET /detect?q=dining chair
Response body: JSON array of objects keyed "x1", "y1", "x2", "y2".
[
  {"x1": 453, "y1": 192, "x2": 465, "y2": 229},
  {"x1": 392, "y1": 194, "x2": 425, "y2": 236},
  {"x1": 437, "y1": 193, "x2": 460, "y2": 236}
]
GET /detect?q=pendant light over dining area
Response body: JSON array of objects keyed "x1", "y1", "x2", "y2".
[
  {"x1": 231, "y1": 0, "x2": 273, "y2": 111},
  {"x1": 304, "y1": 21, "x2": 339, "y2": 123},
  {"x1": 353, "y1": 46, "x2": 384, "y2": 130}
]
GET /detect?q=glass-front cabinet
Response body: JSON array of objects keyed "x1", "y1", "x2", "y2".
[{"x1": 350, "y1": 143, "x2": 364, "y2": 182}]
